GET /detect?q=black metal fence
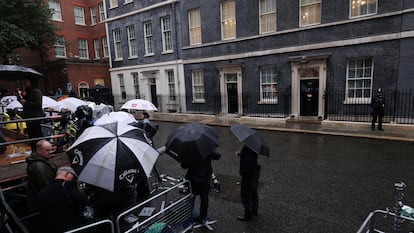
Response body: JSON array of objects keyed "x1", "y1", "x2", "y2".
[
  {"x1": 113, "y1": 90, "x2": 414, "y2": 124},
  {"x1": 326, "y1": 90, "x2": 414, "y2": 124}
]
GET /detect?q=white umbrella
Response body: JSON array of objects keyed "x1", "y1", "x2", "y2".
[
  {"x1": 121, "y1": 99, "x2": 158, "y2": 111},
  {"x1": 54, "y1": 97, "x2": 88, "y2": 112},
  {"x1": 94, "y1": 111, "x2": 137, "y2": 125},
  {"x1": 42, "y1": 96, "x2": 58, "y2": 109},
  {"x1": 1, "y1": 95, "x2": 17, "y2": 104},
  {"x1": 5, "y1": 100, "x2": 23, "y2": 109}
]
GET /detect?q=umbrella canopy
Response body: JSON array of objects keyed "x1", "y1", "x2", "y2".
[
  {"x1": 230, "y1": 124, "x2": 270, "y2": 157},
  {"x1": 121, "y1": 99, "x2": 158, "y2": 111},
  {"x1": 5, "y1": 100, "x2": 23, "y2": 109},
  {"x1": 0, "y1": 64, "x2": 43, "y2": 80},
  {"x1": 94, "y1": 111, "x2": 137, "y2": 125},
  {"x1": 42, "y1": 96, "x2": 58, "y2": 109},
  {"x1": 54, "y1": 97, "x2": 88, "y2": 112},
  {"x1": 66, "y1": 122, "x2": 159, "y2": 192},
  {"x1": 165, "y1": 122, "x2": 219, "y2": 164}
]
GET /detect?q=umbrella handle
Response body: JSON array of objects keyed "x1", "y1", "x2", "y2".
[{"x1": 157, "y1": 146, "x2": 166, "y2": 154}]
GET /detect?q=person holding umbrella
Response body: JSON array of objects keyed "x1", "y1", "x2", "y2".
[
  {"x1": 21, "y1": 78, "x2": 45, "y2": 150},
  {"x1": 230, "y1": 124, "x2": 269, "y2": 222},
  {"x1": 181, "y1": 149, "x2": 221, "y2": 225}
]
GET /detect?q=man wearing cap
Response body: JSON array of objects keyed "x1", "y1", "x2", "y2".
[
  {"x1": 371, "y1": 88, "x2": 385, "y2": 131},
  {"x1": 37, "y1": 166, "x2": 91, "y2": 233}
]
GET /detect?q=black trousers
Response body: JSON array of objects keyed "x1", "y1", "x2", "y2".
[
  {"x1": 240, "y1": 176, "x2": 258, "y2": 217},
  {"x1": 191, "y1": 181, "x2": 210, "y2": 220},
  {"x1": 26, "y1": 121, "x2": 44, "y2": 150},
  {"x1": 371, "y1": 111, "x2": 384, "y2": 129}
]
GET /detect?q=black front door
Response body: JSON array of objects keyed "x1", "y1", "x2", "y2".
[
  {"x1": 150, "y1": 84, "x2": 158, "y2": 107},
  {"x1": 300, "y1": 79, "x2": 319, "y2": 116},
  {"x1": 227, "y1": 83, "x2": 238, "y2": 113}
]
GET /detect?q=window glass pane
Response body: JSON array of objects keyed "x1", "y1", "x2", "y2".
[
  {"x1": 189, "y1": 9, "x2": 202, "y2": 45},
  {"x1": 221, "y1": 0, "x2": 236, "y2": 40},
  {"x1": 346, "y1": 57, "x2": 374, "y2": 100},
  {"x1": 351, "y1": 0, "x2": 377, "y2": 17}
]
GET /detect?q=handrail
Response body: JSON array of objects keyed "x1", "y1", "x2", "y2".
[
  {"x1": 0, "y1": 115, "x2": 62, "y2": 124},
  {"x1": 0, "y1": 134, "x2": 66, "y2": 147},
  {"x1": 63, "y1": 219, "x2": 115, "y2": 233}
]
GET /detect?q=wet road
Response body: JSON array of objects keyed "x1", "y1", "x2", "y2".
[{"x1": 151, "y1": 121, "x2": 414, "y2": 233}]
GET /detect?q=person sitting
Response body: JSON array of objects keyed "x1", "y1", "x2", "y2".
[{"x1": 37, "y1": 166, "x2": 91, "y2": 233}]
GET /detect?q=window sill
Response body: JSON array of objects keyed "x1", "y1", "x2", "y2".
[
  {"x1": 161, "y1": 50, "x2": 173, "y2": 55},
  {"x1": 192, "y1": 100, "x2": 205, "y2": 104},
  {"x1": 144, "y1": 53, "x2": 154, "y2": 57},
  {"x1": 128, "y1": 56, "x2": 138, "y2": 60},
  {"x1": 114, "y1": 58, "x2": 123, "y2": 61},
  {"x1": 258, "y1": 99, "x2": 278, "y2": 105},
  {"x1": 343, "y1": 98, "x2": 371, "y2": 104}
]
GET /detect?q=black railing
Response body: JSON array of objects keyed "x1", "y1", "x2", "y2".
[
  {"x1": 326, "y1": 90, "x2": 414, "y2": 124},
  {"x1": 113, "y1": 90, "x2": 414, "y2": 124}
]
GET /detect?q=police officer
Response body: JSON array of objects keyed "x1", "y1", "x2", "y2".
[{"x1": 371, "y1": 88, "x2": 385, "y2": 131}]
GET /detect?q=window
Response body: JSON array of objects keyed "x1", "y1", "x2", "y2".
[
  {"x1": 346, "y1": 57, "x2": 373, "y2": 103},
  {"x1": 189, "y1": 9, "x2": 202, "y2": 45},
  {"x1": 259, "y1": 0, "x2": 276, "y2": 34},
  {"x1": 74, "y1": 6, "x2": 86, "y2": 25},
  {"x1": 192, "y1": 70, "x2": 205, "y2": 103},
  {"x1": 94, "y1": 79, "x2": 105, "y2": 86},
  {"x1": 221, "y1": 0, "x2": 236, "y2": 40},
  {"x1": 110, "y1": 0, "x2": 118, "y2": 8},
  {"x1": 143, "y1": 21, "x2": 154, "y2": 55},
  {"x1": 118, "y1": 74, "x2": 126, "y2": 100},
  {"x1": 113, "y1": 29, "x2": 122, "y2": 60},
  {"x1": 350, "y1": 0, "x2": 377, "y2": 18},
  {"x1": 93, "y1": 39, "x2": 100, "y2": 59},
  {"x1": 260, "y1": 66, "x2": 278, "y2": 103},
  {"x1": 78, "y1": 39, "x2": 89, "y2": 59},
  {"x1": 161, "y1": 16, "x2": 173, "y2": 52},
  {"x1": 102, "y1": 37, "x2": 109, "y2": 57},
  {"x1": 132, "y1": 72, "x2": 140, "y2": 99},
  {"x1": 48, "y1": 0, "x2": 62, "y2": 21},
  {"x1": 90, "y1": 7, "x2": 97, "y2": 25},
  {"x1": 98, "y1": 3, "x2": 106, "y2": 22},
  {"x1": 54, "y1": 36, "x2": 66, "y2": 57},
  {"x1": 300, "y1": 0, "x2": 321, "y2": 27},
  {"x1": 167, "y1": 70, "x2": 176, "y2": 101},
  {"x1": 78, "y1": 82, "x2": 89, "y2": 98},
  {"x1": 127, "y1": 25, "x2": 137, "y2": 58}
]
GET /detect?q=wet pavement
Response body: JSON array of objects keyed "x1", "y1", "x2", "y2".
[{"x1": 150, "y1": 114, "x2": 414, "y2": 233}]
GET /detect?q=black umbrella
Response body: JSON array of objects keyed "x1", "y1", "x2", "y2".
[
  {"x1": 66, "y1": 122, "x2": 159, "y2": 192},
  {"x1": 230, "y1": 123, "x2": 270, "y2": 157},
  {"x1": 165, "y1": 122, "x2": 219, "y2": 164},
  {"x1": 0, "y1": 64, "x2": 43, "y2": 80}
]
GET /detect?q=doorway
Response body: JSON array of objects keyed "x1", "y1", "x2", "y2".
[
  {"x1": 149, "y1": 77, "x2": 158, "y2": 107},
  {"x1": 300, "y1": 79, "x2": 319, "y2": 116},
  {"x1": 226, "y1": 74, "x2": 238, "y2": 114}
]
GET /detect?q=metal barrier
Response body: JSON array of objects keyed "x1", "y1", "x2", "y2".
[
  {"x1": 64, "y1": 219, "x2": 115, "y2": 233},
  {"x1": 357, "y1": 210, "x2": 414, "y2": 233},
  {"x1": 116, "y1": 180, "x2": 193, "y2": 233}
]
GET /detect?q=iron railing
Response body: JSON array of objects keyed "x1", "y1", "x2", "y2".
[{"x1": 113, "y1": 90, "x2": 414, "y2": 124}]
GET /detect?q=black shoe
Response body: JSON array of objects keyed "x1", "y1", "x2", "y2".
[
  {"x1": 378, "y1": 128, "x2": 384, "y2": 131},
  {"x1": 371, "y1": 127, "x2": 375, "y2": 130},
  {"x1": 237, "y1": 215, "x2": 252, "y2": 221}
]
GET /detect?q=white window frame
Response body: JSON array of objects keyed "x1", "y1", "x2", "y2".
[
  {"x1": 74, "y1": 6, "x2": 86, "y2": 25},
  {"x1": 192, "y1": 70, "x2": 205, "y2": 103},
  {"x1": 161, "y1": 16, "x2": 173, "y2": 53},
  {"x1": 350, "y1": 0, "x2": 377, "y2": 18},
  {"x1": 127, "y1": 25, "x2": 137, "y2": 58},
  {"x1": 98, "y1": 3, "x2": 106, "y2": 22},
  {"x1": 110, "y1": 0, "x2": 118, "y2": 8},
  {"x1": 143, "y1": 21, "x2": 154, "y2": 56},
  {"x1": 54, "y1": 36, "x2": 66, "y2": 58},
  {"x1": 113, "y1": 29, "x2": 122, "y2": 60},
  {"x1": 132, "y1": 72, "x2": 140, "y2": 99},
  {"x1": 260, "y1": 66, "x2": 278, "y2": 104},
  {"x1": 188, "y1": 9, "x2": 202, "y2": 45},
  {"x1": 78, "y1": 81, "x2": 89, "y2": 98},
  {"x1": 259, "y1": 0, "x2": 276, "y2": 34},
  {"x1": 118, "y1": 74, "x2": 126, "y2": 100},
  {"x1": 102, "y1": 36, "x2": 109, "y2": 57},
  {"x1": 90, "y1": 6, "x2": 97, "y2": 25},
  {"x1": 78, "y1": 39, "x2": 89, "y2": 59},
  {"x1": 220, "y1": 0, "x2": 236, "y2": 40},
  {"x1": 167, "y1": 70, "x2": 176, "y2": 101},
  {"x1": 300, "y1": 0, "x2": 321, "y2": 27},
  {"x1": 345, "y1": 57, "x2": 374, "y2": 104},
  {"x1": 93, "y1": 39, "x2": 100, "y2": 59},
  {"x1": 48, "y1": 0, "x2": 62, "y2": 21}
]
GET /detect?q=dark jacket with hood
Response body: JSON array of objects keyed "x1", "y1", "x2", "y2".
[
  {"x1": 22, "y1": 87, "x2": 45, "y2": 118},
  {"x1": 182, "y1": 149, "x2": 221, "y2": 184},
  {"x1": 26, "y1": 153, "x2": 57, "y2": 211}
]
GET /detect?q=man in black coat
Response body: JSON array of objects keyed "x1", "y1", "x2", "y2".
[
  {"x1": 237, "y1": 145, "x2": 260, "y2": 221},
  {"x1": 181, "y1": 149, "x2": 221, "y2": 224},
  {"x1": 371, "y1": 88, "x2": 385, "y2": 131},
  {"x1": 37, "y1": 166, "x2": 90, "y2": 233}
]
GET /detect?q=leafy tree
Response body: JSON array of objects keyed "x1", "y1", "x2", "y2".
[{"x1": 0, "y1": 0, "x2": 58, "y2": 63}]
